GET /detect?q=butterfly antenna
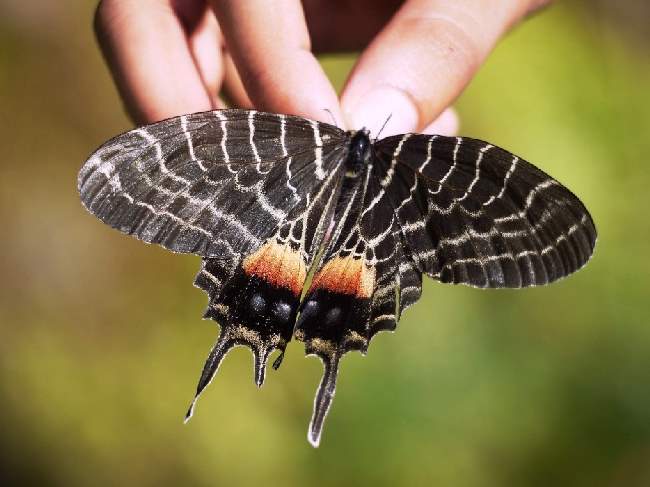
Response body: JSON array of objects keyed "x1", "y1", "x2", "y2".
[
  {"x1": 375, "y1": 114, "x2": 393, "y2": 140},
  {"x1": 308, "y1": 352, "x2": 341, "y2": 447},
  {"x1": 184, "y1": 329, "x2": 234, "y2": 423},
  {"x1": 322, "y1": 108, "x2": 338, "y2": 127}
]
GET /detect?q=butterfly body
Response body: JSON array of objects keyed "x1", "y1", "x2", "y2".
[
  {"x1": 345, "y1": 128, "x2": 372, "y2": 175},
  {"x1": 78, "y1": 109, "x2": 596, "y2": 447}
]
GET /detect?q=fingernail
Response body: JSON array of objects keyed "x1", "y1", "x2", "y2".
[{"x1": 346, "y1": 86, "x2": 419, "y2": 138}]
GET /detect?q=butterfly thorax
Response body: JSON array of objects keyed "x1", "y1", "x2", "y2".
[{"x1": 344, "y1": 129, "x2": 372, "y2": 177}]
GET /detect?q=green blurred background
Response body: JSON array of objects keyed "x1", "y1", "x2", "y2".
[{"x1": 1, "y1": 1, "x2": 650, "y2": 486}]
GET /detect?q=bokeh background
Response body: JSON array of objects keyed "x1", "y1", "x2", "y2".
[{"x1": 2, "y1": 1, "x2": 650, "y2": 486}]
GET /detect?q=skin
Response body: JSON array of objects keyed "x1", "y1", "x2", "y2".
[{"x1": 94, "y1": 0, "x2": 551, "y2": 137}]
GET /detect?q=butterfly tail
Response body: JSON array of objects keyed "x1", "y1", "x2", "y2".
[
  {"x1": 308, "y1": 352, "x2": 341, "y2": 448},
  {"x1": 184, "y1": 329, "x2": 234, "y2": 423}
]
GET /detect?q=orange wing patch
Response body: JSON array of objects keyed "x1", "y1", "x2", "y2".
[
  {"x1": 311, "y1": 256, "x2": 375, "y2": 298},
  {"x1": 242, "y1": 241, "x2": 307, "y2": 296}
]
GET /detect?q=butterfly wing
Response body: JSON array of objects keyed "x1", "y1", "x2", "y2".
[
  {"x1": 78, "y1": 109, "x2": 348, "y2": 415},
  {"x1": 296, "y1": 132, "x2": 596, "y2": 445},
  {"x1": 79, "y1": 109, "x2": 343, "y2": 258},
  {"x1": 374, "y1": 134, "x2": 597, "y2": 288}
]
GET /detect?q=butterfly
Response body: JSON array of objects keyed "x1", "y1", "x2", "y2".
[{"x1": 78, "y1": 109, "x2": 596, "y2": 446}]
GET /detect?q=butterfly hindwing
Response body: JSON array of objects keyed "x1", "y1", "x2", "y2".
[{"x1": 295, "y1": 144, "x2": 424, "y2": 445}]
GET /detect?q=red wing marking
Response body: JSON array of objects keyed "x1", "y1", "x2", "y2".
[
  {"x1": 310, "y1": 256, "x2": 375, "y2": 298},
  {"x1": 242, "y1": 241, "x2": 307, "y2": 296}
]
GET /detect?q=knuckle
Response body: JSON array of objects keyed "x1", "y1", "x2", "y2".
[
  {"x1": 436, "y1": 21, "x2": 481, "y2": 75},
  {"x1": 403, "y1": 15, "x2": 482, "y2": 76}
]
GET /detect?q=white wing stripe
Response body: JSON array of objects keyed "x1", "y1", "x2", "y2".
[
  {"x1": 431, "y1": 136, "x2": 462, "y2": 194},
  {"x1": 214, "y1": 111, "x2": 234, "y2": 174},
  {"x1": 484, "y1": 155, "x2": 519, "y2": 207},
  {"x1": 363, "y1": 134, "x2": 411, "y2": 217},
  {"x1": 456, "y1": 144, "x2": 492, "y2": 202},
  {"x1": 248, "y1": 110, "x2": 262, "y2": 172},
  {"x1": 310, "y1": 120, "x2": 326, "y2": 180},
  {"x1": 418, "y1": 136, "x2": 436, "y2": 171}
]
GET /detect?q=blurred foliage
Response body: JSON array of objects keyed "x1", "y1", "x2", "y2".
[{"x1": 1, "y1": 1, "x2": 649, "y2": 486}]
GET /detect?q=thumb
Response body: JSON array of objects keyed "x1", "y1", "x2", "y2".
[{"x1": 341, "y1": 0, "x2": 544, "y2": 137}]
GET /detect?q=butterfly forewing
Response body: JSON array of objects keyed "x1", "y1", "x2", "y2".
[
  {"x1": 78, "y1": 110, "x2": 345, "y2": 257},
  {"x1": 79, "y1": 109, "x2": 596, "y2": 447},
  {"x1": 374, "y1": 134, "x2": 597, "y2": 288}
]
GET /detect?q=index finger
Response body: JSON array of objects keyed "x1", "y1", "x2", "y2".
[
  {"x1": 210, "y1": 0, "x2": 343, "y2": 126},
  {"x1": 95, "y1": 0, "x2": 220, "y2": 124}
]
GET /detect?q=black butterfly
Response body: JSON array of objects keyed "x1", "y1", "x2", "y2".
[{"x1": 78, "y1": 109, "x2": 596, "y2": 446}]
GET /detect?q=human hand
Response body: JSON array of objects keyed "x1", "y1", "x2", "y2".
[{"x1": 95, "y1": 0, "x2": 550, "y2": 136}]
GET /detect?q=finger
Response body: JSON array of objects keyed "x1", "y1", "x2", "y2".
[
  {"x1": 95, "y1": 0, "x2": 218, "y2": 123},
  {"x1": 209, "y1": 0, "x2": 343, "y2": 125},
  {"x1": 341, "y1": 0, "x2": 544, "y2": 137},
  {"x1": 185, "y1": 5, "x2": 227, "y2": 109},
  {"x1": 222, "y1": 51, "x2": 254, "y2": 109}
]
